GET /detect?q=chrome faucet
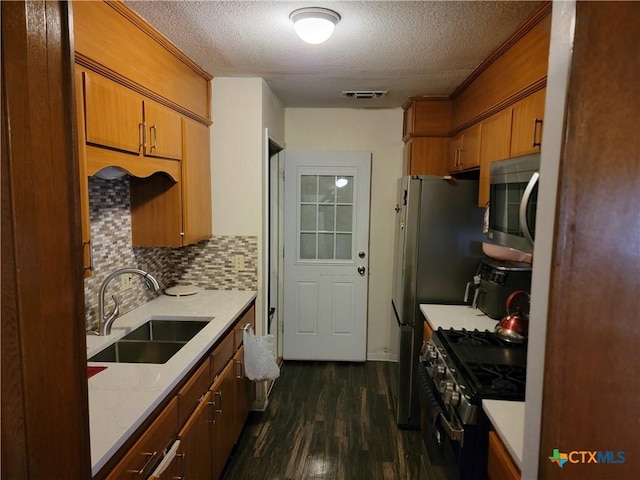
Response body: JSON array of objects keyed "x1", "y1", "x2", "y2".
[{"x1": 97, "y1": 268, "x2": 161, "y2": 336}]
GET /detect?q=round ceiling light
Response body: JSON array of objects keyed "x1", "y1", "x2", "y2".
[{"x1": 289, "y1": 7, "x2": 341, "y2": 45}]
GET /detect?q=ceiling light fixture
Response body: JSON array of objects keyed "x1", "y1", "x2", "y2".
[{"x1": 290, "y1": 7, "x2": 341, "y2": 45}]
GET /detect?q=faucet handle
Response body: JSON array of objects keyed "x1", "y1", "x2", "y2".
[{"x1": 108, "y1": 294, "x2": 120, "y2": 319}]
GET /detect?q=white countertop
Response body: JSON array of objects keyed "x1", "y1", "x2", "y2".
[
  {"x1": 482, "y1": 399, "x2": 525, "y2": 468},
  {"x1": 419, "y1": 304, "x2": 498, "y2": 331},
  {"x1": 86, "y1": 289, "x2": 256, "y2": 476}
]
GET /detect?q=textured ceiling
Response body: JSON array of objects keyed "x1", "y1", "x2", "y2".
[{"x1": 125, "y1": 1, "x2": 542, "y2": 108}]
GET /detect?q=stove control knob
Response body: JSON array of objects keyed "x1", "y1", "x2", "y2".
[
  {"x1": 429, "y1": 351, "x2": 438, "y2": 361},
  {"x1": 445, "y1": 381, "x2": 454, "y2": 391},
  {"x1": 439, "y1": 380, "x2": 448, "y2": 393},
  {"x1": 436, "y1": 365, "x2": 446, "y2": 378},
  {"x1": 450, "y1": 391, "x2": 460, "y2": 407}
]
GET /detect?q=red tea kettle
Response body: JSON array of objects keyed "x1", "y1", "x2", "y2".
[{"x1": 495, "y1": 290, "x2": 530, "y2": 343}]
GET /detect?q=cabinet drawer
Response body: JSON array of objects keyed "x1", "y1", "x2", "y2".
[
  {"x1": 177, "y1": 357, "x2": 211, "y2": 428},
  {"x1": 211, "y1": 332, "x2": 234, "y2": 380},
  {"x1": 106, "y1": 397, "x2": 178, "y2": 480},
  {"x1": 234, "y1": 305, "x2": 256, "y2": 350}
]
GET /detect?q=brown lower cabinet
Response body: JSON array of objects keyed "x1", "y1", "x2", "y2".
[
  {"x1": 487, "y1": 430, "x2": 520, "y2": 480},
  {"x1": 104, "y1": 302, "x2": 256, "y2": 480}
]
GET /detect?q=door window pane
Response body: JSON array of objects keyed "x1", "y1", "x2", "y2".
[
  {"x1": 318, "y1": 233, "x2": 335, "y2": 259},
  {"x1": 318, "y1": 176, "x2": 336, "y2": 203},
  {"x1": 301, "y1": 176, "x2": 318, "y2": 202},
  {"x1": 318, "y1": 205, "x2": 335, "y2": 231},
  {"x1": 299, "y1": 174, "x2": 354, "y2": 261},
  {"x1": 336, "y1": 205, "x2": 353, "y2": 232},
  {"x1": 336, "y1": 176, "x2": 353, "y2": 203},
  {"x1": 336, "y1": 234, "x2": 352, "y2": 259},
  {"x1": 300, "y1": 204, "x2": 317, "y2": 231},
  {"x1": 300, "y1": 233, "x2": 316, "y2": 259}
]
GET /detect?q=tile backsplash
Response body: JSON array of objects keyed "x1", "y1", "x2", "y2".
[{"x1": 84, "y1": 176, "x2": 257, "y2": 331}]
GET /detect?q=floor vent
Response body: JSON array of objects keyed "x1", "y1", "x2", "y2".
[{"x1": 342, "y1": 90, "x2": 388, "y2": 99}]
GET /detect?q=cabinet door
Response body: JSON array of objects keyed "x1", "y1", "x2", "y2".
[
  {"x1": 74, "y1": 67, "x2": 92, "y2": 277},
  {"x1": 144, "y1": 100, "x2": 182, "y2": 160},
  {"x1": 487, "y1": 430, "x2": 521, "y2": 480},
  {"x1": 83, "y1": 71, "x2": 142, "y2": 155},
  {"x1": 211, "y1": 361, "x2": 237, "y2": 480},
  {"x1": 510, "y1": 88, "x2": 545, "y2": 157},
  {"x1": 181, "y1": 118, "x2": 212, "y2": 245},
  {"x1": 458, "y1": 123, "x2": 482, "y2": 170},
  {"x1": 177, "y1": 391, "x2": 213, "y2": 480},
  {"x1": 404, "y1": 137, "x2": 449, "y2": 176},
  {"x1": 479, "y1": 109, "x2": 513, "y2": 206},
  {"x1": 234, "y1": 346, "x2": 254, "y2": 442}
]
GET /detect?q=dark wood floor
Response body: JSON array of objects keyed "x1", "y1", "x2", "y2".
[{"x1": 223, "y1": 361, "x2": 422, "y2": 480}]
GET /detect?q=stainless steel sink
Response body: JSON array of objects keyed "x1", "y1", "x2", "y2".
[
  {"x1": 88, "y1": 339, "x2": 187, "y2": 364},
  {"x1": 88, "y1": 316, "x2": 213, "y2": 364},
  {"x1": 122, "y1": 318, "x2": 211, "y2": 342}
]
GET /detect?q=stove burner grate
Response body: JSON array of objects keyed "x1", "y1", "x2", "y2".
[{"x1": 465, "y1": 363, "x2": 526, "y2": 399}]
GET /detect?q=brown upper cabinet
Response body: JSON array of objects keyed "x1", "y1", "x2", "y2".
[
  {"x1": 402, "y1": 3, "x2": 550, "y2": 205},
  {"x1": 449, "y1": 123, "x2": 482, "y2": 173},
  {"x1": 83, "y1": 71, "x2": 182, "y2": 161},
  {"x1": 403, "y1": 98, "x2": 452, "y2": 139},
  {"x1": 478, "y1": 109, "x2": 513, "y2": 206},
  {"x1": 510, "y1": 88, "x2": 545, "y2": 157},
  {"x1": 73, "y1": 1, "x2": 213, "y2": 252},
  {"x1": 403, "y1": 137, "x2": 449, "y2": 176}
]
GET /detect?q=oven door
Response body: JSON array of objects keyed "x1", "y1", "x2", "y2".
[{"x1": 417, "y1": 363, "x2": 480, "y2": 480}]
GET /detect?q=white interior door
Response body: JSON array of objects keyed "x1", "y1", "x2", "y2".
[{"x1": 283, "y1": 150, "x2": 371, "y2": 361}]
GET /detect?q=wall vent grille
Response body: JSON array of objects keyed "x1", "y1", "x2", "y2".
[{"x1": 342, "y1": 90, "x2": 388, "y2": 99}]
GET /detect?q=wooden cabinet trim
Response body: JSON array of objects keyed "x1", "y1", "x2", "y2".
[
  {"x1": 450, "y1": 2, "x2": 551, "y2": 100},
  {"x1": 76, "y1": 54, "x2": 212, "y2": 126},
  {"x1": 85, "y1": 145, "x2": 180, "y2": 181},
  {"x1": 104, "y1": 1, "x2": 212, "y2": 80},
  {"x1": 72, "y1": 0, "x2": 212, "y2": 122}
]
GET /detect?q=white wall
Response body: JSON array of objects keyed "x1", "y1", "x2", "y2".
[
  {"x1": 211, "y1": 77, "x2": 285, "y2": 338},
  {"x1": 211, "y1": 77, "x2": 263, "y2": 237},
  {"x1": 285, "y1": 108, "x2": 404, "y2": 360}
]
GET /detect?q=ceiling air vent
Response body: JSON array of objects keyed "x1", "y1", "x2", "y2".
[{"x1": 342, "y1": 90, "x2": 388, "y2": 99}]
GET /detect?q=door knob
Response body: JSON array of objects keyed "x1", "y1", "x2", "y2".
[
  {"x1": 357, "y1": 266, "x2": 366, "y2": 276},
  {"x1": 358, "y1": 251, "x2": 366, "y2": 258}
]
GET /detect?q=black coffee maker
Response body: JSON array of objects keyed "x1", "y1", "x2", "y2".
[{"x1": 464, "y1": 259, "x2": 532, "y2": 319}]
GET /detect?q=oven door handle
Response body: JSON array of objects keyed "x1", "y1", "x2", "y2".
[{"x1": 438, "y1": 412, "x2": 464, "y2": 447}]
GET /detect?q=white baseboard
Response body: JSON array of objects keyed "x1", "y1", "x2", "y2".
[{"x1": 366, "y1": 352, "x2": 398, "y2": 362}]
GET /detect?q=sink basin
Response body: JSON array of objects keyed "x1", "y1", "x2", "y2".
[
  {"x1": 88, "y1": 340, "x2": 187, "y2": 364},
  {"x1": 88, "y1": 316, "x2": 213, "y2": 364},
  {"x1": 122, "y1": 317, "x2": 212, "y2": 342}
]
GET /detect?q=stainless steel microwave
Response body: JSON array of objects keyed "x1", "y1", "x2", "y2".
[{"x1": 487, "y1": 153, "x2": 540, "y2": 253}]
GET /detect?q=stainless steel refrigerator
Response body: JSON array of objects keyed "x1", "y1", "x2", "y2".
[{"x1": 391, "y1": 176, "x2": 485, "y2": 427}]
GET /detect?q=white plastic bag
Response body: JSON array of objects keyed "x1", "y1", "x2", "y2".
[{"x1": 243, "y1": 325, "x2": 280, "y2": 382}]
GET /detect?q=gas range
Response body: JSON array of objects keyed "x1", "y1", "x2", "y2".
[
  {"x1": 417, "y1": 327, "x2": 527, "y2": 480},
  {"x1": 421, "y1": 328, "x2": 527, "y2": 424}
]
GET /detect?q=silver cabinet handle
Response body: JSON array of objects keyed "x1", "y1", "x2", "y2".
[
  {"x1": 138, "y1": 122, "x2": 145, "y2": 152},
  {"x1": 150, "y1": 125, "x2": 158, "y2": 151},
  {"x1": 519, "y1": 171, "x2": 539, "y2": 246}
]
